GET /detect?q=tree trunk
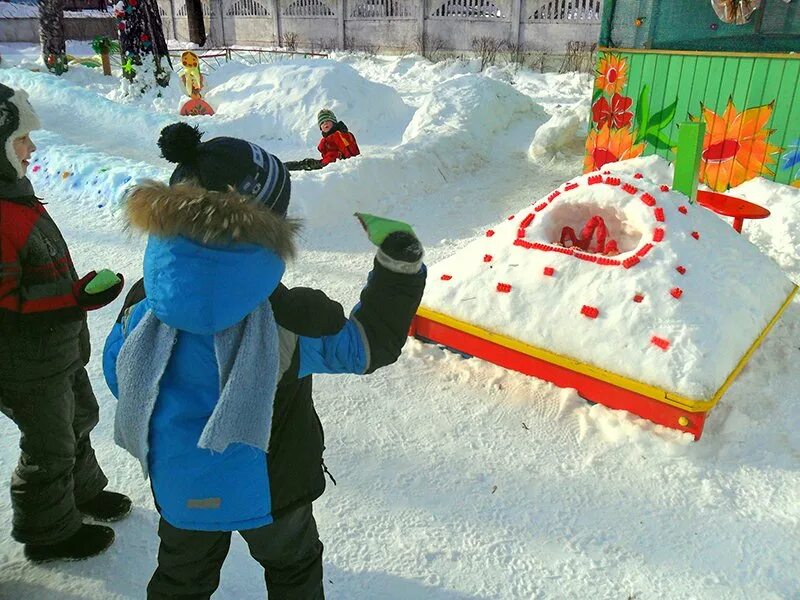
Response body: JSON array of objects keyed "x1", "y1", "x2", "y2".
[
  {"x1": 101, "y1": 52, "x2": 111, "y2": 76},
  {"x1": 185, "y1": 0, "x2": 206, "y2": 46},
  {"x1": 38, "y1": 0, "x2": 68, "y2": 75}
]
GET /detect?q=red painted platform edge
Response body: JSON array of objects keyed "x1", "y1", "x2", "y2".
[{"x1": 409, "y1": 315, "x2": 707, "y2": 440}]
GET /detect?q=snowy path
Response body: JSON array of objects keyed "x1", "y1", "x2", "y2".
[{"x1": 0, "y1": 46, "x2": 798, "y2": 600}]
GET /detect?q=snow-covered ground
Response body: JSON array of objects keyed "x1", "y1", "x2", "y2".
[{"x1": 0, "y1": 44, "x2": 798, "y2": 600}]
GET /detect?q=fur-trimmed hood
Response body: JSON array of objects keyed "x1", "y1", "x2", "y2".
[
  {"x1": 125, "y1": 180, "x2": 299, "y2": 259},
  {"x1": 125, "y1": 180, "x2": 299, "y2": 334}
]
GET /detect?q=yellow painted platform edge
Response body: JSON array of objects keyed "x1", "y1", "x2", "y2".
[
  {"x1": 681, "y1": 284, "x2": 798, "y2": 407},
  {"x1": 416, "y1": 285, "x2": 797, "y2": 412}
]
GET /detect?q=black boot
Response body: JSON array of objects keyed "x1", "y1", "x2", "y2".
[
  {"x1": 78, "y1": 490, "x2": 132, "y2": 522},
  {"x1": 24, "y1": 523, "x2": 115, "y2": 563}
]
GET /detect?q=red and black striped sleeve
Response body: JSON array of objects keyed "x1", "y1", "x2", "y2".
[{"x1": 0, "y1": 201, "x2": 81, "y2": 328}]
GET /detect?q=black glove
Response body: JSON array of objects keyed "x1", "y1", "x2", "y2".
[
  {"x1": 380, "y1": 231, "x2": 424, "y2": 265},
  {"x1": 302, "y1": 158, "x2": 324, "y2": 171}
]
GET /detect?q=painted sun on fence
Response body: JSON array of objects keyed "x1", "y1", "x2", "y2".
[{"x1": 690, "y1": 99, "x2": 781, "y2": 192}]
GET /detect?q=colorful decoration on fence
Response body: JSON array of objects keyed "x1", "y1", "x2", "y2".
[
  {"x1": 594, "y1": 53, "x2": 628, "y2": 96},
  {"x1": 781, "y1": 140, "x2": 800, "y2": 188},
  {"x1": 587, "y1": 51, "x2": 791, "y2": 191},
  {"x1": 690, "y1": 99, "x2": 780, "y2": 192},
  {"x1": 584, "y1": 126, "x2": 645, "y2": 172},
  {"x1": 179, "y1": 51, "x2": 215, "y2": 117}
]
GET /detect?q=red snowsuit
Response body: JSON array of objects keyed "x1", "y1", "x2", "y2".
[{"x1": 317, "y1": 122, "x2": 360, "y2": 166}]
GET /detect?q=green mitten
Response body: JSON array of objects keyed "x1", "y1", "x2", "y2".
[
  {"x1": 85, "y1": 269, "x2": 122, "y2": 294},
  {"x1": 355, "y1": 213, "x2": 416, "y2": 246}
]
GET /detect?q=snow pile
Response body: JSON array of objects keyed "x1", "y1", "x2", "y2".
[
  {"x1": 528, "y1": 98, "x2": 590, "y2": 161},
  {"x1": 204, "y1": 60, "x2": 414, "y2": 148},
  {"x1": 401, "y1": 74, "x2": 546, "y2": 174},
  {"x1": 422, "y1": 156, "x2": 796, "y2": 399},
  {"x1": 728, "y1": 177, "x2": 800, "y2": 276}
]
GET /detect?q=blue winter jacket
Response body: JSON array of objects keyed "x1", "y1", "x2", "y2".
[{"x1": 104, "y1": 180, "x2": 426, "y2": 532}]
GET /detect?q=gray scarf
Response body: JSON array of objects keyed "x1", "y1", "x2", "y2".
[{"x1": 114, "y1": 301, "x2": 280, "y2": 476}]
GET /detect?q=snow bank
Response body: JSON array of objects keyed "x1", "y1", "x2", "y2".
[
  {"x1": 422, "y1": 156, "x2": 796, "y2": 399},
  {"x1": 401, "y1": 74, "x2": 546, "y2": 173},
  {"x1": 727, "y1": 177, "x2": 800, "y2": 277},
  {"x1": 528, "y1": 98, "x2": 590, "y2": 161},
  {"x1": 204, "y1": 60, "x2": 414, "y2": 148}
]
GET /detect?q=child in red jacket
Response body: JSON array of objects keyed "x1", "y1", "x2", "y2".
[
  {"x1": 0, "y1": 83, "x2": 130, "y2": 563},
  {"x1": 285, "y1": 108, "x2": 361, "y2": 171},
  {"x1": 317, "y1": 108, "x2": 360, "y2": 165}
]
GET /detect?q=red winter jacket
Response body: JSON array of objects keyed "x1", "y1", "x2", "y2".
[{"x1": 317, "y1": 122, "x2": 360, "y2": 166}]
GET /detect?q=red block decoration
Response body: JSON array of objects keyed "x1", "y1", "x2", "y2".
[
  {"x1": 622, "y1": 183, "x2": 638, "y2": 194},
  {"x1": 651, "y1": 336, "x2": 671, "y2": 350},
  {"x1": 671, "y1": 287, "x2": 683, "y2": 299},
  {"x1": 543, "y1": 267, "x2": 555, "y2": 276},
  {"x1": 654, "y1": 207, "x2": 665, "y2": 222},
  {"x1": 496, "y1": 283, "x2": 512, "y2": 293},
  {"x1": 581, "y1": 305, "x2": 599, "y2": 319},
  {"x1": 441, "y1": 274, "x2": 452, "y2": 281},
  {"x1": 653, "y1": 228, "x2": 665, "y2": 242},
  {"x1": 691, "y1": 231, "x2": 700, "y2": 240},
  {"x1": 640, "y1": 193, "x2": 656, "y2": 206},
  {"x1": 534, "y1": 202, "x2": 548, "y2": 212},
  {"x1": 660, "y1": 185, "x2": 670, "y2": 192},
  {"x1": 634, "y1": 173, "x2": 644, "y2": 179},
  {"x1": 520, "y1": 214, "x2": 535, "y2": 228},
  {"x1": 508, "y1": 215, "x2": 515, "y2": 220},
  {"x1": 588, "y1": 174, "x2": 603, "y2": 185},
  {"x1": 565, "y1": 182, "x2": 579, "y2": 191},
  {"x1": 605, "y1": 177, "x2": 621, "y2": 186},
  {"x1": 548, "y1": 190, "x2": 561, "y2": 202},
  {"x1": 623, "y1": 256, "x2": 640, "y2": 269},
  {"x1": 676, "y1": 265, "x2": 686, "y2": 275},
  {"x1": 678, "y1": 205, "x2": 688, "y2": 214},
  {"x1": 486, "y1": 229, "x2": 495, "y2": 237},
  {"x1": 633, "y1": 293, "x2": 644, "y2": 303},
  {"x1": 483, "y1": 254, "x2": 493, "y2": 262}
]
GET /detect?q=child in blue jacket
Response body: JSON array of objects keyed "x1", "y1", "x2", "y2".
[{"x1": 103, "y1": 123, "x2": 426, "y2": 599}]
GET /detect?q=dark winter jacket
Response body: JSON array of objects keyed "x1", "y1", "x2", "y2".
[
  {"x1": 318, "y1": 122, "x2": 361, "y2": 166},
  {"x1": 0, "y1": 177, "x2": 89, "y2": 387},
  {"x1": 103, "y1": 181, "x2": 425, "y2": 531}
]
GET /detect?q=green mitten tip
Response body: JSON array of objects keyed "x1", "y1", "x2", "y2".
[
  {"x1": 85, "y1": 269, "x2": 121, "y2": 294},
  {"x1": 355, "y1": 213, "x2": 416, "y2": 246}
]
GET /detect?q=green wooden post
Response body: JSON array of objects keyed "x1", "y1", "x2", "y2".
[{"x1": 672, "y1": 122, "x2": 705, "y2": 204}]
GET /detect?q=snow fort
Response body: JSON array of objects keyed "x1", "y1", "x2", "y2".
[{"x1": 411, "y1": 167, "x2": 797, "y2": 439}]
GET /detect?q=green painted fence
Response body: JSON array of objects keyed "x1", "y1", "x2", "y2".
[{"x1": 585, "y1": 49, "x2": 800, "y2": 192}]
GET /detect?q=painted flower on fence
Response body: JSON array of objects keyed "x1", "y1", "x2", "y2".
[
  {"x1": 691, "y1": 99, "x2": 781, "y2": 192},
  {"x1": 584, "y1": 125, "x2": 646, "y2": 171},
  {"x1": 592, "y1": 93, "x2": 634, "y2": 129},
  {"x1": 781, "y1": 140, "x2": 800, "y2": 187},
  {"x1": 595, "y1": 54, "x2": 628, "y2": 96}
]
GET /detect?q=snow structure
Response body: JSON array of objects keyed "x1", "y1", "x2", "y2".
[{"x1": 415, "y1": 162, "x2": 797, "y2": 439}]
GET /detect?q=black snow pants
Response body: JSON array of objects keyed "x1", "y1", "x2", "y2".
[
  {"x1": 0, "y1": 367, "x2": 108, "y2": 544},
  {"x1": 147, "y1": 503, "x2": 324, "y2": 600}
]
